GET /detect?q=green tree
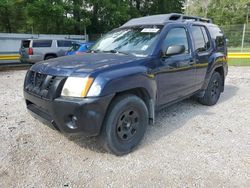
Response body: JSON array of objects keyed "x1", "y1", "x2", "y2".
[
  {"x1": 149, "y1": 0, "x2": 184, "y2": 14},
  {"x1": 185, "y1": 0, "x2": 250, "y2": 25},
  {"x1": 208, "y1": 0, "x2": 250, "y2": 25},
  {"x1": 0, "y1": 0, "x2": 186, "y2": 34},
  {"x1": 0, "y1": 0, "x2": 26, "y2": 33},
  {"x1": 26, "y1": 0, "x2": 68, "y2": 34},
  {"x1": 85, "y1": 0, "x2": 130, "y2": 34}
]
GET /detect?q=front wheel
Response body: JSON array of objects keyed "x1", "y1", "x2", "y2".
[
  {"x1": 198, "y1": 72, "x2": 223, "y2": 106},
  {"x1": 99, "y1": 94, "x2": 148, "y2": 156}
]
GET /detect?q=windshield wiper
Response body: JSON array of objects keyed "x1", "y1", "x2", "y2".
[
  {"x1": 103, "y1": 50, "x2": 130, "y2": 55},
  {"x1": 89, "y1": 49, "x2": 131, "y2": 56},
  {"x1": 89, "y1": 49, "x2": 101, "y2": 53}
]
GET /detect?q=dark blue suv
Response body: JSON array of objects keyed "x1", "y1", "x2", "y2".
[{"x1": 24, "y1": 13, "x2": 228, "y2": 155}]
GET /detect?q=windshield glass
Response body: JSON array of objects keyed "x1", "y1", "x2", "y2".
[
  {"x1": 69, "y1": 43, "x2": 81, "y2": 52},
  {"x1": 91, "y1": 26, "x2": 162, "y2": 56}
]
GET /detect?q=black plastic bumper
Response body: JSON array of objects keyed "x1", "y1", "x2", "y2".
[{"x1": 24, "y1": 90, "x2": 114, "y2": 136}]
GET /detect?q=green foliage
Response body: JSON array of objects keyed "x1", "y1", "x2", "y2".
[
  {"x1": 0, "y1": 0, "x2": 249, "y2": 35},
  {"x1": 207, "y1": 0, "x2": 249, "y2": 25},
  {"x1": 0, "y1": 0, "x2": 185, "y2": 34},
  {"x1": 0, "y1": 0, "x2": 26, "y2": 33},
  {"x1": 185, "y1": 0, "x2": 250, "y2": 49},
  {"x1": 185, "y1": 0, "x2": 250, "y2": 25},
  {"x1": 149, "y1": 0, "x2": 184, "y2": 14},
  {"x1": 228, "y1": 58, "x2": 250, "y2": 66}
]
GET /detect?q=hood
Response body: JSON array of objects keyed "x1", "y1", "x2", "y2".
[{"x1": 31, "y1": 53, "x2": 146, "y2": 77}]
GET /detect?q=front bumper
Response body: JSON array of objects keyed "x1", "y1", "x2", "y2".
[{"x1": 24, "y1": 90, "x2": 114, "y2": 136}]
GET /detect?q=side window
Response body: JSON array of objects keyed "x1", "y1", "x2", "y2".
[
  {"x1": 21, "y1": 40, "x2": 31, "y2": 48},
  {"x1": 201, "y1": 27, "x2": 211, "y2": 50},
  {"x1": 57, "y1": 40, "x2": 73, "y2": 47},
  {"x1": 216, "y1": 36, "x2": 225, "y2": 48},
  {"x1": 32, "y1": 40, "x2": 52, "y2": 48},
  {"x1": 191, "y1": 26, "x2": 208, "y2": 53},
  {"x1": 163, "y1": 27, "x2": 189, "y2": 54},
  {"x1": 208, "y1": 26, "x2": 225, "y2": 48}
]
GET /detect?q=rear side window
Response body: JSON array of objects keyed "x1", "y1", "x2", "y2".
[
  {"x1": 57, "y1": 40, "x2": 73, "y2": 47},
  {"x1": 191, "y1": 26, "x2": 210, "y2": 53},
  {"x1": 201, "y1": 27, "x2": 211, "y2": 50},
  {"x1": 208, "y1": 26, "x2": 225, "y2": 48},
  {"x1": 21, "y1": 40, "x2": 30, "y2": 48},
  {"x1": 163, "y1": 27, "x2": 189, "y2": 53},
  {"x1": 33, "y1": 40, "x2": 52, "y2": 48}
]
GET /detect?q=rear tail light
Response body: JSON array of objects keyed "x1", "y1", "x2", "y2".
[{"x1": 28, "y1": 48, "x2": 33, "y2": 55}]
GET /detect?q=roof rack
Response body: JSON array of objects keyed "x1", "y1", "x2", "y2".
[
  {"x1": 169, "y1": 13, "x2": 212, "y2": 23},
  {"x1": 121, "y1": 13, "x2": 212, "y2": 28}
]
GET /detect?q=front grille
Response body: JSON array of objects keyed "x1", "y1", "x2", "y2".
[
  {"x1": 25, "y1": 71, "x2": 65, "y2": 100},
  {"x1": 46, "y1": 76, "x2": 56, "y2": 90}
]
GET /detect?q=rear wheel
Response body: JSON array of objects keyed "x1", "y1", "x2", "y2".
[
  {"x1": 100, "y1": 94, "x2": 148, "y2": 156},
  {"x1": 198, "y1": 72, "x2": 222, "y2": 106}
]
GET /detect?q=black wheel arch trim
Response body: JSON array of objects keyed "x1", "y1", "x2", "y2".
[
  {"x1": 202, "y1": 57, "x2": 227, "y2": 92},
  {"x1": 44, "y1": 53, "x2": 58, "y2": 60},
  {"x1": 95, "y1": 66, "x2": 157, "y2": 124}
]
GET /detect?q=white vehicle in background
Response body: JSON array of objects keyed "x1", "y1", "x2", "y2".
[{"x1": 20, "y1": 39, "x2": 76, "y2": 63}]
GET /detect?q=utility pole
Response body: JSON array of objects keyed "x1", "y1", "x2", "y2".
[
  {"x1": 84, "y1": 25, "x2": 87, "y2": 42},
  {"x1": 185, "y1": 0, "x2": 189, "y2": 15},
  {"x1": 204, "y1": 0, "x2": 209, "y2": 18},
  {"x1": 241, "y1": 24, "x2": 246, "y2": 52}
]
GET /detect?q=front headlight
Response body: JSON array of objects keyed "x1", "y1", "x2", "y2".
[{"x1": 61, "y1": 77, "x2": 94, "y2": 97}]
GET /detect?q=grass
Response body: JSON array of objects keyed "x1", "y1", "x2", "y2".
[
  {"x1": 228, "y1": 59, "x2": 250, "y2": 66},
  {"x1": 228, "y1": 47, "x2": 250, "y2": 66},
  {"x1": 228, "y1": 47, "x2": 250, "y2": 52}
]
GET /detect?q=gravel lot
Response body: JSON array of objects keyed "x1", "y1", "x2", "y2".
[{"x1": 0, "y1": 67, "x2": 249, "y2": 187}]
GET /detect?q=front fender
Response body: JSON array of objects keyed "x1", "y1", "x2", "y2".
[{"x1": 94, "y1": 66, "x2": 157, "y2": 100}]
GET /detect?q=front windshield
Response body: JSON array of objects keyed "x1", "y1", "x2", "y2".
[
  {"x1": 91, "y1": 26, "x2": 162, "y2": 56},
  {"x1": 69, "y1": 43, "x2": 81, "y2": 52}
]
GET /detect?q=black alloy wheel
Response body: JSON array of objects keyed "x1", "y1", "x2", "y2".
[
  {"x1": 99, "y1": 94, "x2": 148, "y2": 156},
  {"x1": 198, "y1": 72, "x2": 222, "y2": 106}
]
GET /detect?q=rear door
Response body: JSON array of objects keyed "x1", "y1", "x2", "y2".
[{"x1": 190, "y1": 25, "x2": 212, "y2": 88}]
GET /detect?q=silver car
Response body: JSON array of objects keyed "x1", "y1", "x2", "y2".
[{"x1": 20, "y1": 39, "x2": 75, "y2": 63}]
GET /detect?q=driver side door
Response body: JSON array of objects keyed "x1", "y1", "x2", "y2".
[{"x1": 156, "y1": 26, "x2": 196, "y2": 106}]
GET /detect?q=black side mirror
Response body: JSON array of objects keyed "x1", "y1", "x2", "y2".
[{"x1": 164, "y1": 45, "x2": 185, "y2": 56}]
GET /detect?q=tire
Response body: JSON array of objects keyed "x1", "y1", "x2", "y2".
[
  {"x1": 198, "y1": 72, "x2": 223, "y2": 106},
  {"x1": 99, "y1": 94, "x2": 149, "y2": 156},
  {"x1": 44, "y1": 55, "x2": 56, "y2": 60}
]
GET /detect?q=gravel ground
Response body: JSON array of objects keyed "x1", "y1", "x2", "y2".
[{"x1": 0, "y1": 67, "x2": 249, "y2": 187}]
